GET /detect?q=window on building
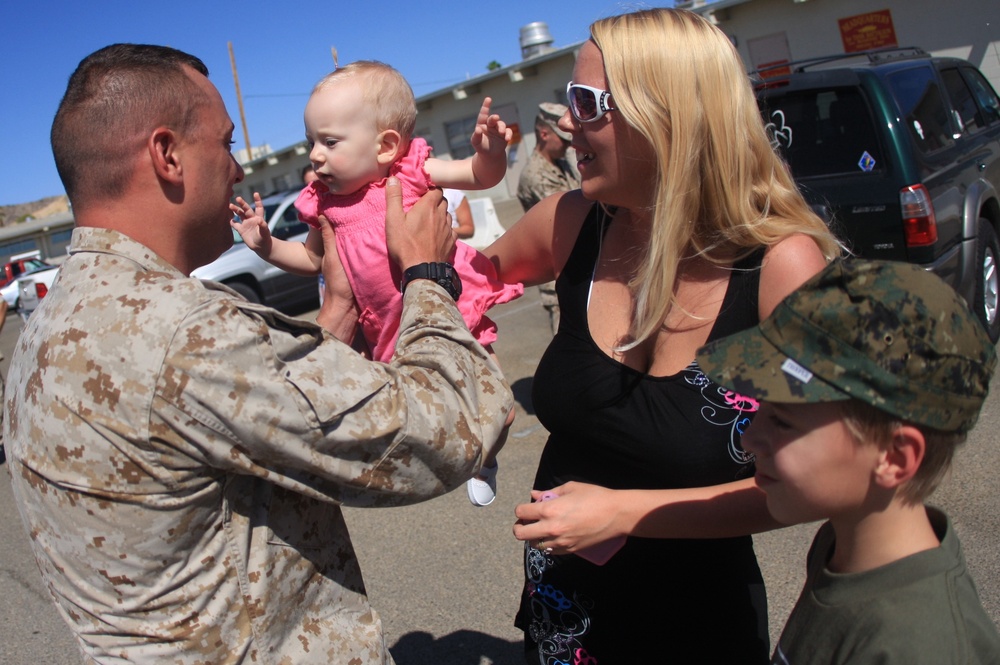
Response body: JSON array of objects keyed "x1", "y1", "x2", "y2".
[
  {"x1": 0, "y1": 240, "x2": 40, "y2": 261},
  {"x1": 444, "y1": 115, "x2": 479, "y2": 159}
]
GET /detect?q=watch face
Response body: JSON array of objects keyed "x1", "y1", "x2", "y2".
[
  {"x1": 402, "y1": 262, "x2": 461, "y2": 300},
  {"x1": 438, "y1": 264, "x2": 462, "y2": 300}
]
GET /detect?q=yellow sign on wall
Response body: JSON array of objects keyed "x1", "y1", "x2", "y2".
[{"x1": 839, "y1": 9, "x2": 899, "y2": 53}]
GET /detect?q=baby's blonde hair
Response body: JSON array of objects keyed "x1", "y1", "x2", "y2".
[
  {"x1": 590, "y1": 9, "x2": 841, "y2": 347},
  {"x1": 314, "y1": 60, "x2": 417, "y2": 140}
]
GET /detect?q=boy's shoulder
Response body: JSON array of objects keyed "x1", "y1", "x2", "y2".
[{"x1": 775, "y1": 508, "x2": 1000, "y2": 664}]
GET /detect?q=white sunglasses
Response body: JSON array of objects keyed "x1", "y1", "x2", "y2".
[{"x1": 566, "y1": 82, "x2": 616, "y2": 123}]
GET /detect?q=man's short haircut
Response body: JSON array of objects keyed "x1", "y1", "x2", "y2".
[
  {"x1": 313, "y1": 61, "x2": 417, "y2": 141},
  {"x1": 840, "y1": 399, "x2": 965, "y2": 505},
  {"x1": 51, "y1": 44, "x2": 210, "y2": 208}
]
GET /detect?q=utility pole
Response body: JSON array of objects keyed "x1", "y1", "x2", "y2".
[{"x1": 228, "y1": 42, "x2": 252, "y2": 162}]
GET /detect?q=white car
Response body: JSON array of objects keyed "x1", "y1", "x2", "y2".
[
  {"x1": 2, "y1": 263, "x2": 59, "y2": 311},
  {"x1": 191, "y1": 190, "x2": 319, "y2": 311}
]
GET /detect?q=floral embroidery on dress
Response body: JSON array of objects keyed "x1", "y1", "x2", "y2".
[
  {"x1": 525, "y1": 546, "x2": 600, "y2": 665},
  {"x1": 683, "y1": 360, "x2": 759, "y2": 464}
]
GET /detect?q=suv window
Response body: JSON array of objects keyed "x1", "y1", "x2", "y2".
[
  {"x1": 962, "y1": 66, "x2": 1000, "y2": 126},
  {"x1": 885, "y1": 66, "x2": 954, "y2": 153},
  {"x1": 761, "y1": 87, "x2": 883, "y2": 178},
  {"x1": 942, "y1": 67, "x2": 985, "y2": 134}
]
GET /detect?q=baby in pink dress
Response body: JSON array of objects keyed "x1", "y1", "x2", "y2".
[{"x1": 231, "y1": 61, "x2": 521, "y2": 506}]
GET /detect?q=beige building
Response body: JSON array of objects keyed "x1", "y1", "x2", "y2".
[{"x1": 687, "y1": 0, "x2": 999, "y2": 90}]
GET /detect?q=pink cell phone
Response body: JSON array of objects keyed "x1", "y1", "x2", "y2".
[{"x1": 539, "y1": 492, "x2": 625, "y2": 565}]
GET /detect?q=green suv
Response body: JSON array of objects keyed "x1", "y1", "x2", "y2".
[{"x1": 754, "y1": 47, "x2": 1000, "y2": 341}]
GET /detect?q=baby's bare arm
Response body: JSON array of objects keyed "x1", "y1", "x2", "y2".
[
  {"x1": 425, "y1": 97, "x2": 510, "y2": 190},
  {"x1": 230, "y1": 194, "x2": 322, "y2": 275}
]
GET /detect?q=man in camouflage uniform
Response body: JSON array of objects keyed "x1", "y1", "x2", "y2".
[
  {"x1": 5, "y1": 44, "x2": 512, "y2": 664},
  {"x1": 516, "y1": 102, "x2": 580, "y2": 334}
]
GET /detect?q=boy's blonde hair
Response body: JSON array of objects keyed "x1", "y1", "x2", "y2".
[
  {"x1": 314, "y1": 61, "x2": 417, "y2": 141},
  {"x1": 840, "y1": 400, "x2": 965, "y2": 505},
  {"x1": 589, "y1": 9, "x2": 841, "y2": 347}
]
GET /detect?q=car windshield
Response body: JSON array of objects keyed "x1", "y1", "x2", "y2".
[
  {"x1": 759, "y1": 87, "x2": 884, "y2": 178},
  {"x1": 231, "y1": 199, "x2": 285, "y2": 244}
]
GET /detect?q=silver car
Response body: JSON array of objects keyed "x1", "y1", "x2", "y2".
[{"x1": 192, "y1": 190, "x2": 319, "y2": 312}]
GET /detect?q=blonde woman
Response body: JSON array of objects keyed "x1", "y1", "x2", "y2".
[{"x1": 491, "y1": 8, "x2": 842, "y2": 663}]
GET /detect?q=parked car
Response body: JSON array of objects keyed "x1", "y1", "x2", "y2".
[
  {"x1": 1, "y1": 260, "x2": 59, "y2": 311},
  {"x1": 753, "y1": 47, "x2": 1000, "y2": 341},
  {"x1": 0, "y1": 251, "x2": 52, "y2": 289},
  {"x1": 192, "y1": 190, "x2": 319, "y2": 311}
]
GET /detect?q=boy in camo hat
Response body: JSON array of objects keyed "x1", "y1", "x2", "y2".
[{"x1": 697, "y1": 258, "x2": 1000, "y2": 664}]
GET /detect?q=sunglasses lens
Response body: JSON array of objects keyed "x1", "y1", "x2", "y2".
[{"x1": 570, "y1": 87, "x2": 597, "y2": 121}]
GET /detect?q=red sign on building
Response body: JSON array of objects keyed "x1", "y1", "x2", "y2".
[{"x1": 839, "y1": 9, "x2": 899, "y2": 53}]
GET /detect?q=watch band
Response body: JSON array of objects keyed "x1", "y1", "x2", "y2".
[{"x1": 399, "y1": 262, "x2": 462, "y2": 300}]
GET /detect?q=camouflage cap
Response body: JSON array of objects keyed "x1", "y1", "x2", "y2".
[
  {"x1": 536, "y1": 102, "x2": 572, "y2": 141},
  {"x1": 697, "y1": 259, "x2": 997, "y2": 433}
]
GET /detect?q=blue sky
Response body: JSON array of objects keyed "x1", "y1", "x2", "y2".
[{"x1": 1, "y1": 0, "x2": 652, "y2": 205}]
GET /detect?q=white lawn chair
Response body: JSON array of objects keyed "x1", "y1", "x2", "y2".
[{"x1": 465, "y1": 197, "x2": 507, "y2": 249}]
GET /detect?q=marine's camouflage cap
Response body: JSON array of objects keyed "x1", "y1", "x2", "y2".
[{"x1": 697, "y1": 259, "x2": 997, "y2": 433}]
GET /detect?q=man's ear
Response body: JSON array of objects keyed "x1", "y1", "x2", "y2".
[
  {"x1": 874, "y1": 425, "x2": 925, "y2": 490},
  {"x1": 149, "y1": 127, "x2": 183, "y2": 184},
  {"x1": 376, "y1": 129, "x2": 403, "y2": 165}
]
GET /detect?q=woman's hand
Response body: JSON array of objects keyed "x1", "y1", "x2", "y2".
[{"x1": 512, "y1": 482, "x2": 626, "y2": 555}]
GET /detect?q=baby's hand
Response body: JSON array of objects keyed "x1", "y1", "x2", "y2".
[
  {"x1": 230, "y1": 193, "x2": 272, "y2": 254},
  {"x1": 470, "y1": 97, "x2": 512, "y2": 158}
]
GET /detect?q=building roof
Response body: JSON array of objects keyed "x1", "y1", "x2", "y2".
[{"x1": 414, "y1": 40, "x2": 584, "y2": 104}]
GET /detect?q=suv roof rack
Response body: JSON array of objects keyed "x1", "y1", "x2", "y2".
[{"x1": 750, "y1": 46, "x2": 929, "y2": 77}]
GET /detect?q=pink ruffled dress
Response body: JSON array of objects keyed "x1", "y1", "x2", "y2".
[{"x1": 295, "y1": 138, "x2": 523, "y2": 363}]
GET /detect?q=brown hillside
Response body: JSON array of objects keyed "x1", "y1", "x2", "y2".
[{"x1": 0, "y1": 195, "x2": 70, "y2": 228}]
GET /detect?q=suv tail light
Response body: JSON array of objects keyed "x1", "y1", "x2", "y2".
[
  {"x1": 35, "y1": 282, "x2": 48, "y2": 299},
  {"x1": 900, "y1": 184, "x2": 938, "y2": 247}
]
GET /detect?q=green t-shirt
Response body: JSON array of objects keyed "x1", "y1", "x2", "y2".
[{"x1": 773, "y1": 507, "x2": 1000, "y2": 664}]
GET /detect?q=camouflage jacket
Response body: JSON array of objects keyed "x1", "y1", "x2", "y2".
[
  {"x1": 5, "y1": 227, "x2": 513, "y2": 664},
  {"x1": 516, "y1": 149, "x2": 580, "y2": 212}
]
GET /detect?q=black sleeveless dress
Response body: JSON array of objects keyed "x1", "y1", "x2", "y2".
[{"x1": 516, "y1": 204, "x2": 770, "y2": 664}]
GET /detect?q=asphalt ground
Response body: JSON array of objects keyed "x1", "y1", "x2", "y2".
[{"x1": 0, "y1": 209, "x2": 997, "y2": 662}]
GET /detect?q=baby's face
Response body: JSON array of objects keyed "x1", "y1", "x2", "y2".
[{"x1": 304, "y1": 79, "x2": 384, "y2": 196}]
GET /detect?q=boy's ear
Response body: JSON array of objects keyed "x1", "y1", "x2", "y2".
[
  {"x1": 376, "y1": 129, "x2": 403, "y2": 166},
  {"x1": 873, "y1": 425, "x2": 925, "y2": 490}
]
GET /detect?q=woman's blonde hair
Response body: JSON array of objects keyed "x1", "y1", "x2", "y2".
[
  {"x1": 590, "y1": 8, "x2": 842, "y2": 346},
  {"x1": 314, "y1": 60, "x2": 417, "y2": 140}
]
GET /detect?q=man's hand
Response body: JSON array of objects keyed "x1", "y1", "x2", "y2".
[
  {"x1": 315, "y1": 218, "x2": 361, "y2": 344},
  {"x1": 385, "y1": 178, "x2": 454, "y2": 270}
]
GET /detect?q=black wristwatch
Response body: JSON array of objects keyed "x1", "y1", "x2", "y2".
[{"x1": 400, "y1": 262, "x2": 463, "y2": 300}]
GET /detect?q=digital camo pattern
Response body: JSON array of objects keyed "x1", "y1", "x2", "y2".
[
  {"x1": 5, "y1": 227, "x2": 513, "y2": 664},
  {"x1": 698, "y1": 259, "x2": 997, "y2": 433},
  {"x1": 516, "y1": 150, "x2": 580, "y2": 212}
]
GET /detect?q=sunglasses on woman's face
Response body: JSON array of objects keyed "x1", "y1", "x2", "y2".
[{"x1": 566, "y1": 82, "x2": 616, "y2": 123}]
